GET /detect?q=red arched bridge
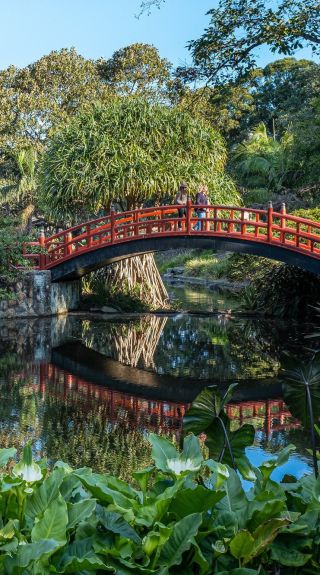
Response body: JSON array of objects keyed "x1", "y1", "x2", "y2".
[{"x1": 24, "y1": 202, "x2": 320, "y2": 281}]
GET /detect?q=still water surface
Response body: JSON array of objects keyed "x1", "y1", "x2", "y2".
[{"x1": 0, "y1": 285, "x2": 316, "y2": 480}]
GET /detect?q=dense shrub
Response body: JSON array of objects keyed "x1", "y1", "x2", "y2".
[
  {"x1": 249, "y1": 264, "x2": 320, "y2": 318},
  {"x1": 0, "y1": 217, "x2": 31, "y2": 299}
]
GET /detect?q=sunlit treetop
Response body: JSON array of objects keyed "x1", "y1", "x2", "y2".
[
  {"x1": 39, "y1": 98, "x2": 239, "y2": 221},
  {"x1": 140, "y1": 0, "x2": 320, "y2": 85},
  {"x1": 97, "y1": 43, "x2": 172, "y2": 102}
]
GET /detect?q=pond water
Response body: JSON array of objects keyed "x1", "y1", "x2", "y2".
[{"x1": 0, "y1": 285, "x2": 317, "y2": 481}]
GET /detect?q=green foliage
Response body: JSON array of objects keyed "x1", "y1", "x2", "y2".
[
  {"x1": 0, "y1": 433, "x2": 320, "y2": 573},
  {"x1": 0, "y1": 217, "x2": 32, "y2": 296},
  {"x1": 242, "y1": 187, "x2": 274, "y2": 205},
  {"x1": 251, "y1": 58, "x2": 320, "y2": 138},
  {"x1": 246, "y1": 264, "x2": 320, "y2": 318},
  {"x1": 98, "y1": 43, "x2": 171, "y2": 102},
  {"x1": 0, "y1": 48, "x2": 109, "y2": 151},
  {"x1": 231, "y1": 123, "x2": 292, "y2": 192},
  {"x1": 186, "y1": 0, "x2": 320, "y2": 84},
  {"x1": 183, "y1": 385, "x2": 256, "y2": 480},
  {"x1": 288, "y1": 98, "x2": 320, "y2": 191},
  {"x1": 293, "y1": 208, "x2": 320, "y2": 222},
  {"x1": 82, "y1": 274, "x2": 150, "y2": 312},
  {"x1": 39, "y1": 98, "x2": 239, "y2": 219}
]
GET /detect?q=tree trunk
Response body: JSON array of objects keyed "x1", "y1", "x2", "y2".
[{"x1": 104, "y1": 253, "x2": 169, "y2": 309}]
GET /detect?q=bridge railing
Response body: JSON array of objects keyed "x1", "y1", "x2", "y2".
[{"x1": 22, "y1": 202, "x2": 320, "y2": 269}]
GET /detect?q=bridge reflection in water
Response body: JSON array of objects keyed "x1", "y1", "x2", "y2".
[{"x1": 37, "y1": 363, "x2": 300, "y2": 438}]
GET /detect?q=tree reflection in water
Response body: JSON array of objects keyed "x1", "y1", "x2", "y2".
[
  {"x1": 0, "y1": 313, "x2": 317, "y2": 477},
  {"x1": 79, "y1": 315, "x2": 310, "y2": 381}
]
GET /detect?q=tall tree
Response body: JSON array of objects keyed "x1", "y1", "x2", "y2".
[
  {"x1": 252, "y1": 58, "x2": 320, "y2": 137},
  {"x1": 97, "y1": 43, "x2": 172, "y2": 102},
  {"x1": 142, "y1": 0, "x2": 320, "y2": 85},
  {"x1": 0, "y1": 48, "x2": 110, "y2": 152},
  {"x1": 186, "y1": 0, "x2": 320, "y2": 84},
  {"x1": 40, "y1": 98, "x2": 238, "y2": 308},
  {"x1": 169, "y1": 78, "x2": 257, "y2": 142},
  {"x1": 40, "y1": 98, "x2": 238, "y2": 219}
]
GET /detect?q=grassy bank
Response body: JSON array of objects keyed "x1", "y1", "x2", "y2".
[{"x1": 157, "y1": 249, "x2": 275, "y2": 282}]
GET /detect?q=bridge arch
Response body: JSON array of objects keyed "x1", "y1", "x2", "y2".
[
  {"x1": 50, "y1": 235, "x2": 320, "y2": 281},
  {"x1": 24, "y1": 204, "x2": 320, "y2": 281}
]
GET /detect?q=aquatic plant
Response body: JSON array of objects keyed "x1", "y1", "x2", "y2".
[{"x1": 0, "y1": 433, "x2": 320, "y2": 573}]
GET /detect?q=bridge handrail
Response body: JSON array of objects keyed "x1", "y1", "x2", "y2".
[
  {"x1": 42, "y1": 205, "x2": 273, "y2": 245},
  {"x1": 272, "y1": 210, "x2": 320, "y2": 229},
  {"x1": 22, "y1": 203, "x2": 320, "y2": 270}
]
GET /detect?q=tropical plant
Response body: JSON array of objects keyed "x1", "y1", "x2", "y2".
[
  {"x1": 231, "y1": 123, "x2": 292, "y2": 192},
  {"x1": 1, "y1": 434, "x2": 320, "y2": 573},
  {"x1": 281, "y1": 358, "x2": 320, "y2": 477},
  {"x1": 39, "y1": 98, "x2": 238, "y2": 219},
  {"x1": 183, "y1": 385, "x2": 256, "y2": 480}
]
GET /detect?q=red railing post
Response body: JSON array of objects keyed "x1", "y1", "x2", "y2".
[
  {"x1": 110, "y1": 205, "x2": 116, "y2": 243},
  {"x1": 280, "y1": 202, "x2": 286, "y2": 244},
  {"x1": 87, "y1": 224, "x2": 92, "y2": 248},
  {"x1": 267, "y1": 201, "x2": 273, "y2": 242},
  {"x1": 186, "y1": 197, "x2": 192, "y2": 234},
  {"x1": 230, "y1": 209, "x2": 234, "y2": 233},
  {"x1": 39, "y1": 228, "x2": 46, "y2": 270},
  {"x1": 134, "y1": 211, "x2": 139, "y2": 236},
  {"x1": 65, "y1": 232, "x2": 73, "y2": 256}
]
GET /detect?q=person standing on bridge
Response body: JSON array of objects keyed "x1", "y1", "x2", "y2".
[
  {"x1": 194, "y1": 185, "x2": 209, "y2": 231},
  {"x1": 175, "y1": 182, "x2": 188, "y2": 230}
]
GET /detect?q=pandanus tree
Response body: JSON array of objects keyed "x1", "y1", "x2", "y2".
[{"x1": 40, "y1": 98, "x2": 238, "y2": 307}]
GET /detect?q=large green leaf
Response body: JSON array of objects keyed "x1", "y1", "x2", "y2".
[
  {"x1": 271, "y1": 540, "x2": 312, "y2": 566},
  {"x1": 244, "y1": 518, "x2": 290, "y2": 564},
  {"x1": 31, "y1": 494, "x2": 68, "y2": 543},
  {"x1": 282, "y1": 360, "x2": 320, "y2": 428},
  {"x1": 247, "y1": 499, "x2": 286, "y2": 531},
  {"x1": 170, "y1": 485, "x2": 224, "y2": 518},
  {"x1": 56, "y1": 537, "x2": 110, "y2": 573},
  {"x1": 158, "y1": 513, "x2": 202, "y2": 568},
  {"x1": 217, "y1": 468, "x2": 248, "y2": 528},
  {"x1": 132, "y1": 467, "x2": 154, "y2": 493},
  {"x1": 135, "y1": 497, "x2": 173, "y2": 527},
  {"x1": 75, "y1": 472, "x2": 136, "y2": 510},
  {"x1": 0, "y1": 448, "x2": 16, "y2": 468},
  {"x1": 183, "y1": 385, "x2": 238, "y2": 435},
  {"x1": 67, "y1": 499, "x2": 96, "y2": 530},
  {"x1": 149, "y1": 434, "x2": 179, "y2": 472},
  {"x1": 230, "y1": 530, "x2": 254, "y2": 560},
  {"x1": 98, "y1": 508, "x2": 141, "y2": 543},
  {"x1": 26, "y1": 468, "x2": 65, "y2": 521},
  {"x1": 4, "y1": 539, "x2": 60, "y2": 574}
]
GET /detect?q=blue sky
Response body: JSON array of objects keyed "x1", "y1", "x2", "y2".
[{"x1": 0, "y1": 0, "x2": 317, "y2": 70}]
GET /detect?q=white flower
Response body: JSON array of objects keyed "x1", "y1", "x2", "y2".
[
  {"x1": 166, "y1": 458, "x2": 201, "y2": 475},
  {"x1": 12, "y1": 462, "x2": 42, "y2": 483}
]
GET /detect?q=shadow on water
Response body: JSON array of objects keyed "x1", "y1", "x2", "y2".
[{"x1": 0, "y1": 299, "x2": 318, "y2": 478}]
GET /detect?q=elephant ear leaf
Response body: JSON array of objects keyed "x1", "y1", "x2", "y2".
[
  {"x1": 149, "y1": 433, "x2": 178, "y2": 472},
  {"x1": 183, "y1": 386, "x2": 237, "y2": 435},
  {"x1": 158, "y1": 513, "x2": 202, "y2": 568},
  {"x1": 31, "y1": 495, "x2": 68, "y2": 544}
]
